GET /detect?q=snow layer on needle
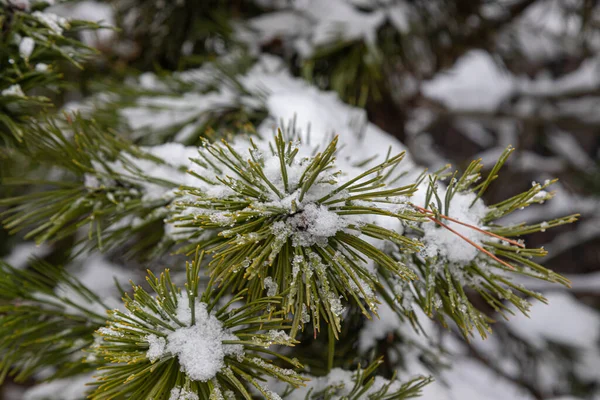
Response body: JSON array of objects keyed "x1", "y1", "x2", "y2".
[
  {"x1": 70, "y1": 254, "x2": 131, "y2": 299},
  {"x1": 32, "y1": 11, "x2": 68, "y2": 35},
  {"x1": 48, "y1": 1, "x2": 116, "y2": 47},
  {"x1": 121, "y1": 90, "x2": 237, "y2": 133},
  {"x1": 110, "y1": 55, "x2": 424, "y2": 242},
  {"x1": 503, "y1": 0, "x2": 583, "y2": 61},
  {"x1": 241, "y1": 56, "x2": 414, "y2": 168},
  {"x1": 169, "y1": 387, "x2": 199, "y2": 400},
  {"x1": 98, "y1": 142, "x2": 198, "y2": 201},
  {"x1": 505, "y1": 292, "x2": 600, "y2": 349},
  {"x1": 247, "y1": 0, "x2": 392, "y2": 57},
  {"x1": 1, "y1": 84, "x2": 26, "y2": 97},
  {"x1": 19, "y1": 37, "x2": 35, "y2": 59},
  {"x1": 421, "y1": 50, "x2": 514, "y2": 111},
  {"x1": 519, "y1": 57, "x2": 600, "y2": 97},
  {"x1": 22, "y1": 373, "x2": 94, "y2": 400},
  {"x1": 1, "y1": 242, "x2": 51, "y2": 269},
  {"x1": 145, "y1": 293, "x2": 244, "y2": 382},
  {"x1": 418, "y1": 191, "x2": 489, "y2": 264},
  {"x1": 278, "y1": 368, "x2": 405, "y2": 400},
  {"x1": 292, "y1": 0, "x2": 385, "y2": 57},
  {"x1": 270, "y1": 202, "x2": 354, "y2": 248},
  {"x1": 117, "y1": 53, "x2": 418, "y2": 179},
  {"x1": 247, "y1": 11, "x2": 310, "y2": 44},
  {"x1": 50, "y1": 254, "x2": 129, "y2": 317}
]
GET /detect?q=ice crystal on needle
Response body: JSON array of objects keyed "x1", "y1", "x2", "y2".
[{"x1": 145, "y1": 294, "x2": 243, "y2": 382}]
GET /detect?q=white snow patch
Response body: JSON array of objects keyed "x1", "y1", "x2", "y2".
[
  {"x1": 291, "y1": 0, "x2": 385, "y2": 57},
  {"x1": 419, "y1": 191, "x2": 489, "y2": 264},
  {"x1": 264, "y1": 276, "x2": 278, "y2": 296},
  {"x1": 19, "y1": 37, "x2": 35, "y2": 59},
  {"x1": 169, "y1": 387, "x2": 199, "y2": 400},
  {"x1": 145, "y1": 294, "x2": 243, "y2": 382},
  {"x1": 248, "y1": 11, "x2": 310, "y2": 44},
  {"x1": 32, "y1": 11, "x2": 68, "y2": 35},
  {"x1": 97, "y1": 142, "x2": 197, "y2": 201},
  {"x1": 48, "y1": 1, "x2": 115, "y2": 47},
  {"x1": 422, "y1": 50, "x2": 514, "y2": 111},
  {"x1": 285, "y1": 203, "x2": 349, "y2": 247},
  {"x1": 505, "y1": 292, "x2": 600, "y2": 349},
  {"x1": 23, "y1": 373, "x2": 94, "y2": 400},
  {"x1": 2, "y1": 242, "x2": 51, "y2": 269},
  {"x1": 283, "y1": 367, "x2": 411, "y2": 400},
  {"x1": 2, "y1": 84, "x2": 26, "y2": 97}
]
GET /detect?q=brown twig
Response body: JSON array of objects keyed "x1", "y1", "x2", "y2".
[
  {"x1": 412, "y1": 205, "x2": 525, "y2": 248},
  {"x1": 412, "y1": 206, "x2": 516, "y2": 270}
]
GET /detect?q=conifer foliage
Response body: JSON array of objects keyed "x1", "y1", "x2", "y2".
[{"x1": 0, "y1": 1, "x2": 590, "y2": 399}]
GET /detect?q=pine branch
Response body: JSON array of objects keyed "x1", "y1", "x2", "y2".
[
  {"x1": 283, "y1": 358, "x2": 431, "y2": 400},
  {"x1": 0, "y1": 259, "x2": 107, "y2": 383},
  {"x1": 170, "y1": 131, "x2": 424, "y2": 338},
  {"x1": 91, "y1": 250, "x2": 307, "y2": 400},
  {"x1": 0, "y1": 116, "x2": 179, "y2": 257},
  {"x1": 0, "y1": 2, "x2": 102, "y2": 143},
  {"x1": 384, "y1": 147, "x2": 575, "y2": 338}
]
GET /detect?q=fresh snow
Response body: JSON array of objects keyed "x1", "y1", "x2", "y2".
[
  {"x1": 1, "y1": 84, "x2": 25, "y2": 97},
  {"x1": 242, "y1": 55, "x2": 412, "y2": 166},
  {"x1": 421, "y1": 50, "x2": 514, "y2": 111},
  {"x1": 48, "y1": 1, "x2": 116, "y2": 47},
  {"x1": 121, "y1": 91, "x2": 237, "y2": 133},
  {"x1": 145, "y1": 294, "x2": 243, "y2": 382},
  {"x1": 51, "y1": 254, "x2": 128, "y2": 317},
  {"x1": 519, "y1": 57, "x2": 600, "y2": 98},
  {"x1": 505, "y1": 292, "x2": 600, "y2": 349},
  {"x1": 292, "y1": 0, "x2": 385, "y2": 57},
  {"x1": 18, "y1": 37, "x2": 35, "y2": 59},
  {"x1": 169, "y1": 387, "x2": 199, "y2": 400},
  {"x1": 358, "y1": 298, "x2": 594, "y2": 400},
  {"x1": 504, "y1": 0, "x2": 583, "y2": 61},
  {"x1": 97, "y1": 142, "x2": 198, "y2": 201},
  {"x1": 32, "y1": 11, "x2": 68, "y2": 35},
  {"x1": 70, "y1": 254, "x2": 131, "y2": 298},
  {"x1": 273, "y1": 203, "x2": 351, "y2": 248},
  {"x1": 417, "y1": 191, "x2": 489, "y2": 264},
  {"x1": 264, "y1": 276, "x2": 278, "y2": 296},
  {"x1": 247, "y1": 11, "x2": 310, "y2": 44},
  {"x1": 22, "y1": 373, "x2": 94, "y2": 400},
  {"x1": 1, "y1": 242, "x2": 51, "y2": 269},
  {"x1": 282, "y1": 368, "x2": 406, "y2": 400}
]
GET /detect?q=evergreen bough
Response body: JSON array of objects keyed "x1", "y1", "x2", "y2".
[{"x1": 0, "y1": 1, "x2": 582, "y2": 399}]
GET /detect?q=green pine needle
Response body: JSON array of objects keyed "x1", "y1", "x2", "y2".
[
  {"x1": 91, "y1": 250, "x2": 307, "y2": 400},
  {"x1": 171, "y1": 132, "x2": 424, "y2": 338}
]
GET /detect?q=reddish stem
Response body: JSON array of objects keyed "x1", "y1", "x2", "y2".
[
  {"x1": 418, "y1": 211, "x2": 516, "y2": 270},
  {"x1": 412, "y1": 204, "x2": 525, "y2": 248}
]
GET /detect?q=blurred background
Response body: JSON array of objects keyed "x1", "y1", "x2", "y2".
[{"x1": 2, "y1": 0, "x2": 600, "y2": 399}]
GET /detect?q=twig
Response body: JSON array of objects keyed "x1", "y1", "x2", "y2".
[
  {"x1": 412, "y1": 205, "x2": 525, "y2": 248},
  {"x1": 414, "y1": 207, "x2": 516, "y2": 270}
]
